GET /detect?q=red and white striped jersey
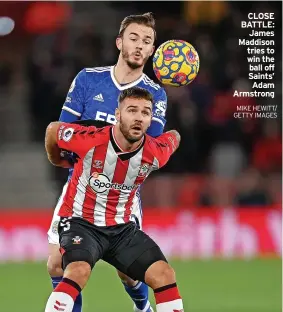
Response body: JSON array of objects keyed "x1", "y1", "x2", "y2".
[{"x1": 57, "y1": 123, "x2": 178, "y2": 226}]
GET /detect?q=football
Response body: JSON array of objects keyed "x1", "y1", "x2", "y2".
[{"x1": 153, "y1": 40, "x2": 200, "y2": 87}]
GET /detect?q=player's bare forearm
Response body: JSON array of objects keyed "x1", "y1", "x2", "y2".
[
  {"x1": 166, "y1": 130, "x2": 181, "y2": 153},
  {"x1": 45, "y1": 122, "x2": 71, "y2": 168}
]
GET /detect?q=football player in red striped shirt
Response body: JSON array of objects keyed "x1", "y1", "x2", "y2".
[{"x1": 44, "y1": 87, "x2": 183, "y2": 312}]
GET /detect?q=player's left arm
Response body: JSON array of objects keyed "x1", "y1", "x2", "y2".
[
  {"x1": 45, "y1": 122, "x2": 97, "y2": 167},
  {"x1": 152, "y1": 130, "x2": 181, "y2": 168},
  {"x1": 146, "y1": 88, "x2": 167, "y2": 137}
]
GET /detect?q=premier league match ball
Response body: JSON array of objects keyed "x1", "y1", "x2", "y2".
[{"x1": 153, "y1": 40, "x2": 200, "y2": 87}]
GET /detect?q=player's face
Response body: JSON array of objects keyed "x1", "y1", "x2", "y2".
[
  {"x1": 116, "y1": 98, "x2": 152, "y2": 143},
  {"x1": 117, "y1": 23, "x2": 155, "y2": 69}
]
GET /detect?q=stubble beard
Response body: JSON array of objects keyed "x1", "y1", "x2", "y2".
[
  {"x1": 119, "y1": 118, "x2": 143, "y2": 144},
  {"x1": 122, "y1": 48, "x2": 149, "y2": 70}
]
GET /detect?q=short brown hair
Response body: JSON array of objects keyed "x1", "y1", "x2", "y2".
[
  {"x1": 118, "y1": 12, "x2": 156, "y2": 41},
  {"x1": 118, "y1": 86, "x2": 153, "y2": 106}
]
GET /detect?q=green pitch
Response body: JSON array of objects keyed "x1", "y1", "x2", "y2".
[{"x1": 0, "y1": 259, "x2": 281, "y2": 312}]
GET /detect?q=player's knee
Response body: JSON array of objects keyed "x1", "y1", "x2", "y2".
[
  {"x1": 64, "y1": 261, "x2": 91, "y2": 289},
  {"x1": 47, "y1": 255, "x2": 63, "y2": 277},
  {"x1": 66, "y1": 261, "x2": 91, "y2": 278},
  {"x1": 117, "y1": 270, "x2": 137, "y2": 287},
  {"x1": 145, "y1": 261, "x2": 176, "y2": 289}
]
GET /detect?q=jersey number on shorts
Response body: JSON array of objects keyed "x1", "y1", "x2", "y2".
[{"x1": 60, "y1": 217, "x2": 72, "y2": 231}]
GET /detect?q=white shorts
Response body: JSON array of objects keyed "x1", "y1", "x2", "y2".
[{"x1": 47, "y1": 183, "x2": 143, "y2": 245}]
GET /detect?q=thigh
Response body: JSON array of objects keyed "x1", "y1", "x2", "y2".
[
  {"x1": 48, "y1": 243, "x2": 62, "y2": 261},
  {"x1": 104, "y1": 223, "x2": 165, "y2": 281},
  {"x1": 59, "y1": 217, "x2": 108, "y2": 270},
  {"x1": 47, "y1": 243, "x2": 64, "y2": 276}
]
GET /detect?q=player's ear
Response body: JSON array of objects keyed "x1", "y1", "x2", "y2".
[
  {"x1": 116, "y1": 37, "x2": 122, "y2": 51},
  {"x1": 115, "y1": 108, "x2": 121, "y2": 122}
]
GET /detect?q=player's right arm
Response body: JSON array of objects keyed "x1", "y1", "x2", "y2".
[
  {"x1": 45, "y1": 122, "x2": 97, "y2": 167},
  {"x1": 151, "y1": 130, "x2": 181, "y2": 168},
  {"x1": 59, "y1": 69, "x2": 88, "y2": 122}
]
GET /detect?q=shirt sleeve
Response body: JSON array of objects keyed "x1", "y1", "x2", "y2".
[
  {"x1": 59, "y1": 109, "x2": 80, "y2": 123},
  {"x1": 146, "y1": 88, "x2": 167, "y2": 137},
  {"x1": 151, "y1": 132, "x2": 179, "y2": 168},
  {"x1": 57, "y1": 123, "x2": 97, "y2": 158},
  {"x1": 61, "y1": 69, "x2": 87, "y2": 118}
]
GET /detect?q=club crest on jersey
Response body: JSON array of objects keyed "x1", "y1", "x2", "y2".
[
  {"x1": 93, "y1": 160, "x2": 103, "y2": 169},
  {"x1": 138, "y1": 163, "x2": 151, "y2": 177},
  {"x1": 72, "y1": 236, "x2": 83, "y2": 244}
]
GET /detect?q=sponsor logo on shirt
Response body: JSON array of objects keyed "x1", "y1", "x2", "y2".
[{"x1": 89, "y1": 172, "x2": 139, "y2": 194}]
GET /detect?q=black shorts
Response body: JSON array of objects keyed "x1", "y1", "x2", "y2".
[{"x1": 58, "y1": 217, "x2": 166, "y2": 281}]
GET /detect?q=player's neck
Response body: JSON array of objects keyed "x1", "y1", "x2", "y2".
[
  {"x1": 113, "y1": 126, "x2": 144, "y2": 153},
  {"x1": 114, "y1": 58, "x2": 144, "y2": 85}
]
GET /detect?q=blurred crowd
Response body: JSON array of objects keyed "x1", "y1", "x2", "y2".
[{"x1": 0, "y1": 1, "x2": 281, "y2": 207}]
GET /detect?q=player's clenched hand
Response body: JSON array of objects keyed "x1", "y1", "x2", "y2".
[{"x1": 60, "y1": 150, "x2": 80, "y2": 167}]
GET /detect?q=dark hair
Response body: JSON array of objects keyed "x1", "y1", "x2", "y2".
[
  {"x1": 118, "y1": 86, "x2": 153, "y2": 105},
  {"x1": 118, "y1": 12, "x2": 156, "y2": 41}
]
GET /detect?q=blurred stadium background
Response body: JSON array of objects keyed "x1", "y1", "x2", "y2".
[{"x1": 0, "y1": 1, "x2": 281, "y2": 312}]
